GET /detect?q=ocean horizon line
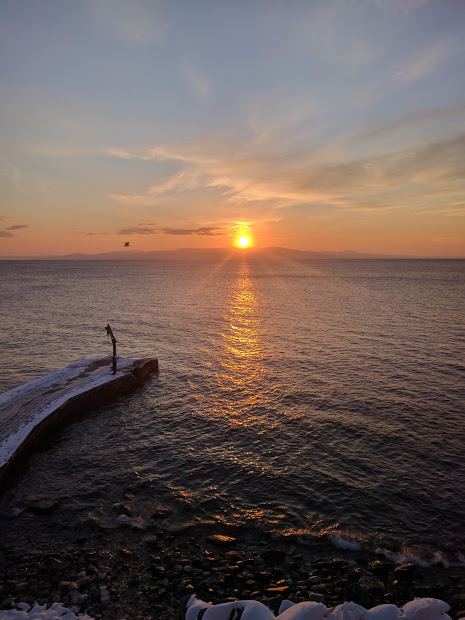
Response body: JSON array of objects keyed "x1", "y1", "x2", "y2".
[{"x1": 1, "y1": 246, "x2": 464, "y2": 261}]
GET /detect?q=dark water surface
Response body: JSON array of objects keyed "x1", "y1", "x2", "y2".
[{"x1": 0, "y1": 259, "x2": 464, "y2": 563}]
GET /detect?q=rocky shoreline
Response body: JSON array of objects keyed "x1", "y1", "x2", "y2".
[{"x1": 1, "y1": 526, "x2": 465, "y2": 620}]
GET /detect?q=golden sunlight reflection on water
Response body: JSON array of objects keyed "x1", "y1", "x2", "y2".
[{"x1": 214, "y1": 262, "x2": 271, "y2": 428}]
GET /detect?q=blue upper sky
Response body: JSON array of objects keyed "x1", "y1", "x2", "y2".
[{"x1": 1, "y1": 0, "x2": 464, "y2": 256}]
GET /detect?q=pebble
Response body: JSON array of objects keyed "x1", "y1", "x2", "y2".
[{"x1": 0, "y1": 529, "x2": 463, "y2": 619}]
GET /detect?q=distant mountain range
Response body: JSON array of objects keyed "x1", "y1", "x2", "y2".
[{"x1": 0, "y1": 247, "x2": 457, "y2": 260}]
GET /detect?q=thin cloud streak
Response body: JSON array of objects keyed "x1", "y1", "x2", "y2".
[
  {"x1": 107, "y1": 128, "x2": 465, "y2": 218},
  {"x1": 117, "y1": 225, "x2": 227, "y2": 237},
  {"x1": 395, "y1": 38, "x2": 461, "y2": 83}
]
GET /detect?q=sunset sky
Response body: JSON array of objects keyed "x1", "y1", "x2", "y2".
[{"x1": 1, "y1": 0, "x2": 464, "y2": 257}]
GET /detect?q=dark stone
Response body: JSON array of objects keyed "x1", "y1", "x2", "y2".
[
  {"x1": 394, "y1": 563, "x2": 416, "y2": 579},
  {"x1": 348, "y1": 574, "x2": 385, "y2": 607},
  {"x1": 28, "y1": 499, "x2": 60, "y2": 515},
  {"x1": 112, "y1": 503, "x2": 132, "y2": 517},
  {"x1": 452, "y1": 595, "x2": 465, "y2": 609},
  {"x1": 370, "y1": 560, "x2": 389, "y2": 574},
  {"x1": 206, "y1": 535, "x2": 236, "y2": 547},
  {"x1": 261, "y1": 549, "x2": 286, "y2": 565},
  {"x1": 266, "y1": 585, "x2": 290, "y2": 594},
  {"x1": 224, "y1": 551, "x2": 242, "y2": 565},
  {"x1": 143, "y1": 536, "x2": 159, "y2": 551}
]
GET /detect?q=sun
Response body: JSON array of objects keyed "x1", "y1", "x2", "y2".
[{"x1": 237, "y1": 235, "x2": 250, "y2": 248}]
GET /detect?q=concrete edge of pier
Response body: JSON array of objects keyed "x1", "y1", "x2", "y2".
[{"x1": 0, "y1": 357, "x2": 158, "y2": 493}]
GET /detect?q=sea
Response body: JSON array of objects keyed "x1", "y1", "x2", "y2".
[{"x1": 0, "y1": 258, "x2": 464, "y2": 565}]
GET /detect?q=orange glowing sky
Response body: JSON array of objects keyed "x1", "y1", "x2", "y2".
[{"x1": 1, "y1": 0, "x2": 464, "y2": 257}]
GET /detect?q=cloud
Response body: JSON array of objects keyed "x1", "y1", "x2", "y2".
[
  {"x1": 117, "y1": 224, "x2": 226, "y2": 236},
  {"x1": 355, "y1": 105, "x2": 465, "y2": 142},
  {"x1": 374, "y1": 0, "x2": 429, "y2": 13},
  {"x1": 92, "y1": 0, "x2": 169, "y2": 44},
  {"x1": 162, "y1": 227, "x2": 225, "y2": 236},
  {"x1": 395, "y1": 38, "x2": 460, "y2": 83},
  {"x1": 105, "y1": 106, "x2": 465, "y2": 224},
  {"x1": 118, "y1": 226, "x2": 160, "y2": 235},
  {"x1": 182, "y1": 58, "x2": 210, "y2": 98},
  {"x1": 0, "y1": 223, "x2": 30, "y2": 237}
]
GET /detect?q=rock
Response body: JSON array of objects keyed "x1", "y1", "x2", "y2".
[
  {"x1": 206, "y1": 535, "x2": 236, "y2": 547},
  {"x1": 308, "y1": 593, "x2": 325, "y2": 603},
  {"x1": 112, "y1": 502, "x2": 132, "y2": 516},
  {"x1": 70, "y1": 591, "x2": 88, "y2": 605},
  {"x1": 452, "y1": 595, "x2": 465, "y2": 609},
  {"x1": 394, "y1": 563, "x2": 416, "y2": 579},
  {"x1": 1, "y1": 598, "x2": 15, "y2": 609},
  {"x1": 371, "y1": 561, "x2": 391, "y2": 577},
  {"x1": 28, "y1": 499, "x2": 60, "y2": 515},
  {"x1": 261, "y1": 549, "x2": 286, "y2": 565},
  {"x1": 224, "y1": 551, "x2": 242, "y2": 564},
  {"x1": 100, "y1": 585, "x2": 110, "y2": 606},
  {"x1": 266, "y1": 586, "x2": 290, "y2": 594},
  {"x1": 143, "y1": 535, "x2": 159, "y2": 551},
  {"x1": 348, "y1": 574, "x2": 385, "y2": 607}
]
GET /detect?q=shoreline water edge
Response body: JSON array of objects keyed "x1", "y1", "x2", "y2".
[{"x1": 1, "y1": 521, "x2": 465, "y2": 619}]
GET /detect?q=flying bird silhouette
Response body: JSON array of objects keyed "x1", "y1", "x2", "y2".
[{"x1": 124, "y1": 242, "x2": 130, "y2": 247}]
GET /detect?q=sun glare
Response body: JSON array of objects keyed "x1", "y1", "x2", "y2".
[{"x1": 237, "y1": 235, "x2": 250, "y2": 248}]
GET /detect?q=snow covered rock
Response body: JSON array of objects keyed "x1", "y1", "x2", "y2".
[{"x1": 401, "y1": 598, "x2": 451, "y2": 620}]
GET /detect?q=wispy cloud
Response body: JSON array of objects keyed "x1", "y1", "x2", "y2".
[
  {"x1": 107, "y1": 123, "x2": 465, "y2": 220},
  {"x1": 91, "y1": 0, "x2": 169, "y2": 44},
  {"x1": 395, "y1": 38, "x2": 461, "y2": 83},
  {"x1": 162, "y1": 227, "x2": 225, "y2": 236},
  {"x1": 0, "y1": 223, "x2": 30, "y2": 238},
  {"x1": 182, "y1": 58, "x2": 210, "y2": 98},
  {"x1": 374, "y1": 0, "x2": 430, "y2": 14},
  {"x1": 117, "y1": 224, "x2": 227, "y2": 237},
  {"x1": 0, "y1": 162, "x2": 22, "y2": 188}
]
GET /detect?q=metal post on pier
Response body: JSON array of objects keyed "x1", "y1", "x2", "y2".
[{"x1": 105, "y1": 324, "x2": 117, "y2": 374}]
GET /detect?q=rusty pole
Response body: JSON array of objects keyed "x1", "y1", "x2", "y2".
[{"x1": 105, "y1": 324, "x2": 117, "y2": 374}]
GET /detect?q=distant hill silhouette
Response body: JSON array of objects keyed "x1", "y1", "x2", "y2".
[{"x1": 0, "y1": 246, "x2": 432, "y2": 260}]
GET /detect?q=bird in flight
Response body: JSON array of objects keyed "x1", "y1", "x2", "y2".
[{"x1": 124, "y1": 242, "x2": 130, "y2": 247}]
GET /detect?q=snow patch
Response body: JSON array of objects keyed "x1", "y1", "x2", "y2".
[
  {"x1": 0, "y1": 357, "x2": 138, "y2": 467},
  {"x1": 183, "y1": 597, "x2": 451, "y2": 619},
  {"x1": 0, "y1": 601, "x2": 93, "y2": 618}
]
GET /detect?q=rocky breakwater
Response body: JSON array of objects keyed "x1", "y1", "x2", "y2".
[
  {"x1": 1, "y1": 529, "x2": 464, "y2": 619},
  {"x1": 0, "y1": 356, "x2": 159, "y2": 492}
]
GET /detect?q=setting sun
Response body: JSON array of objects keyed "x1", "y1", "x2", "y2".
[{"x1": 237, "y1": 236, "x2": 250, "y2": 248}]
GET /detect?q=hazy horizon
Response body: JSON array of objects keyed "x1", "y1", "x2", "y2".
[
  {"x1": 1, "y1": 0, "x2": 464, "y2": 257},
  {"x1": 1, "y1": 244, "x2": 463, "y2": 260}
]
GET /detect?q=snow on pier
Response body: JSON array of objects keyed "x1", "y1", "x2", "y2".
[{"x1": 0, "y1": 356, "x2": 158, "y2": 490}]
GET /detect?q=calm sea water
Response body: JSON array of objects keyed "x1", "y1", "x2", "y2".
[{"x1": 0, "y1": 259, "x2": 464, "y2": 563}]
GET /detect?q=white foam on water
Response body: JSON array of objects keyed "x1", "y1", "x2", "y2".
[
  {"x1": 376, "y1": 547, "x2": 465, "y2": 568},
  {"x1": 329, "y1": 535, "x2": 362, "y2": 551}
]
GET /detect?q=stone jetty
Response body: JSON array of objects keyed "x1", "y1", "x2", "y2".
[{"x1": 0, "y1": 356, "x2": 158, "y2": 491}]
